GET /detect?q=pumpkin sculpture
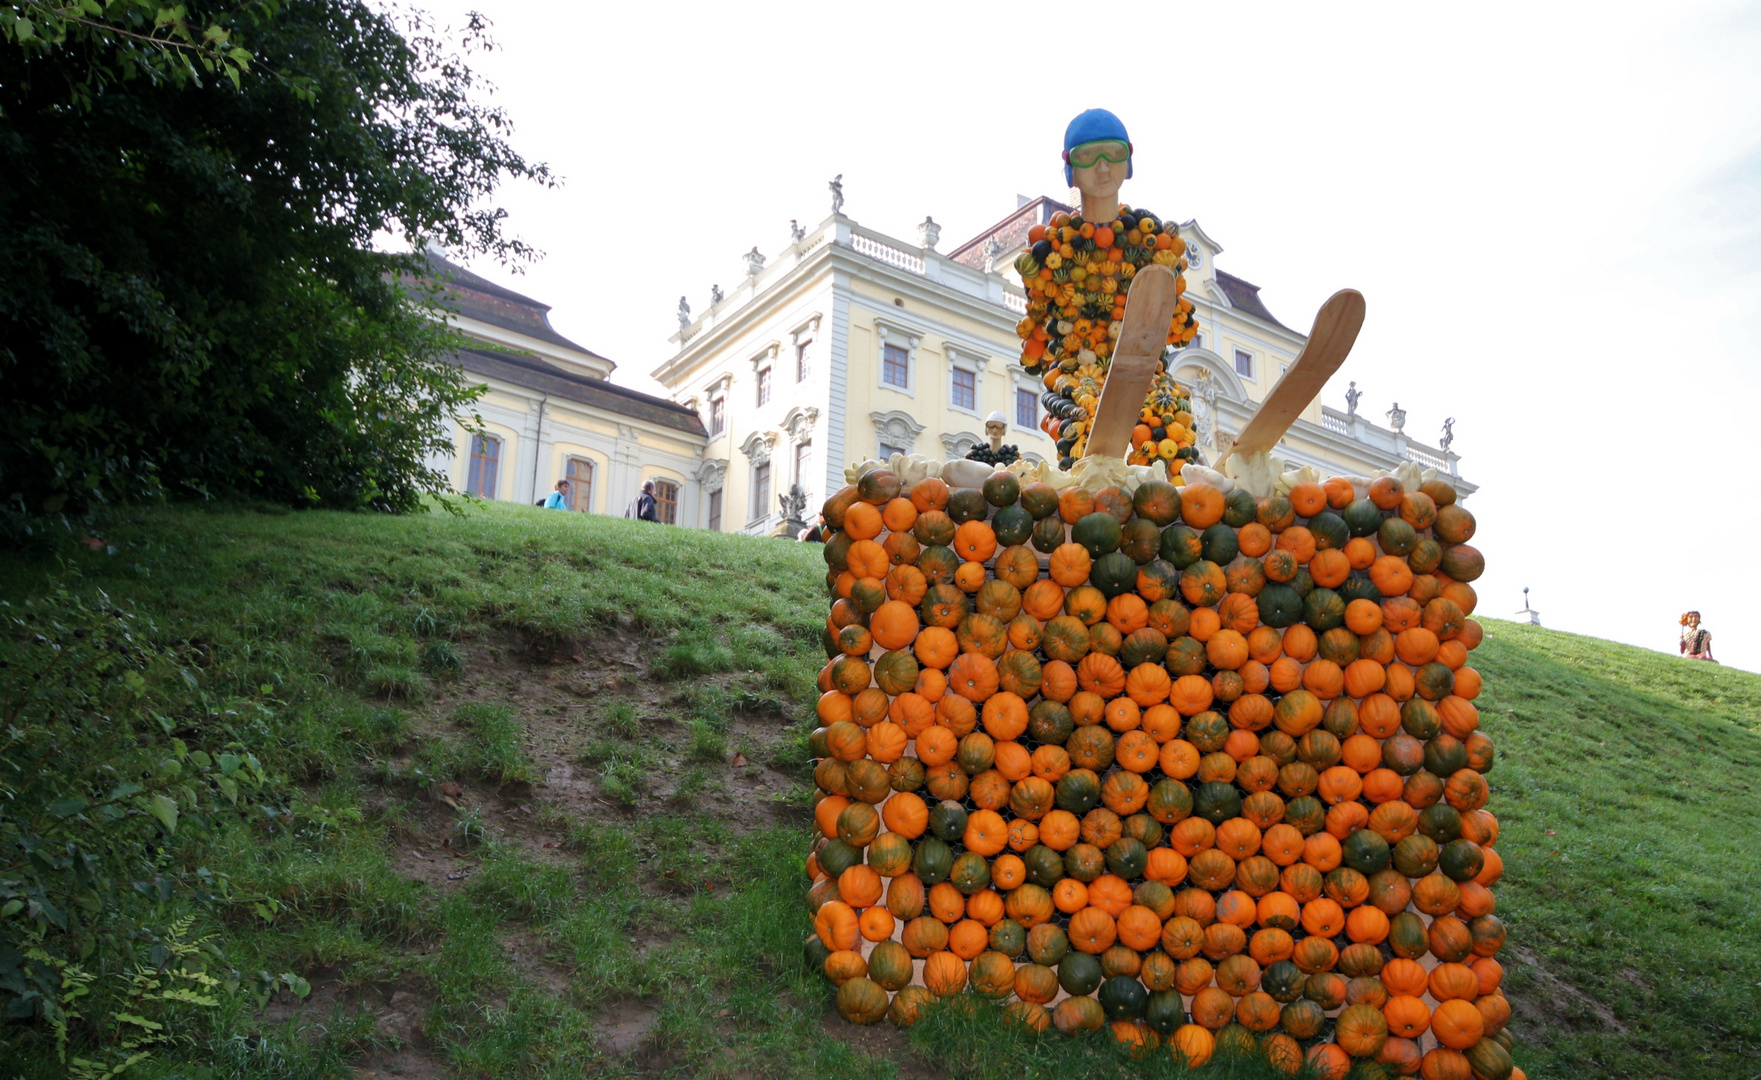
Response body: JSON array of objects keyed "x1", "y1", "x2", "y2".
[{"x1": 806, "y1": 464, "x2": 1507, "y2": 1073}]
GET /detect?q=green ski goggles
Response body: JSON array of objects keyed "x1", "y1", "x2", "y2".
[{"x1": 1066, "y1": 141, "x2": 1131, "y2": 168}]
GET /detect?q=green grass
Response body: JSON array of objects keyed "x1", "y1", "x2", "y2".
[{"x1": 1, "y1": 501, "x2": 1758, "y2": 1079}]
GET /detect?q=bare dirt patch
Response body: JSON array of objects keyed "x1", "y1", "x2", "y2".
[{"x1": 1508, "y1": 945, "x2": 1628, "y2": 1035}]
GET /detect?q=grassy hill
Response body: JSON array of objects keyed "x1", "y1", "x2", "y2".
[{"x1": 1, "y1": 503, "x2": 1757, "y2": 1080}]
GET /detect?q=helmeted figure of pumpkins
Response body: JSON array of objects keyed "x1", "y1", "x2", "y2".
[
  {"x1": 1015, "y1": 109, "x2": 1202, "y2": 477},
  {"x1": 808, "y1": 463, "x2": 1518, "y2": 1080}
]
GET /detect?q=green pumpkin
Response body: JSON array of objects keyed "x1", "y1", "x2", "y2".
[
  {"x1": 1120, "y1": 518, "x2": 1162, "y2": 564},
  {"x1": 1072, "y1": 512, "x2": 1123, "y2": 556},
  {"x1": 1063, "y1": 842, "x2": 1106, "y2": 882},
  {"x1": 819, "y1": 839, "x2": 862, "y2": 878},
  {"x1": 1146, "y1": 989, "x2": 1188, "y2": 1035},
  {"x1": 950, "y1": 850, "x2": 992, "y2": 894},
  {"x1": 1284, "y1": 796, "x2": 1326, "y2": 836},
  {"x1": 954, "y1": 735, "x2": 995, "y2": 777},
  {"x1": 1341, "y1": 828, "x2": 1391, "y2": 875},
  {"x1": 1321, "y1": 699, "x2": 1360, "y2": 739},
  {"x1": 1408, "y1": 538, "x2": 1443, "y2": 574},
  {"x1": 1423, "y1": 734, "x2": 1468, "y2": 777},
  {"x1": 1466, "y1": 1038, "x2": 1515, "y2": 1080},
  {"x1": 1159, "y1": 524, "x2": 1204, "y2": 568},
  {"x1": 868, "y1": 940, "x2": 914, "y2": 990},
  {"x1": 1260, "y1": 730, "x2": 1299, "y2": 765},
  {"x1": 1418, "y1": 803, "x2": 1463, "y2": 843},
  {"x1": 946, "y1": 487, "x2": 990, "y2": 524},
  {"x1": 1105, "y1": 837, "x2": 1148, "y2": 879},
  {"x1": 1377, "y1": 515, "x2": 1418, "y2": 556},
  {"x1": 888, "y1": 757, "x2": 926, "y2": 792},
  {"x1": 1338, "y1": 574, "x2": 1381, "y2": 604},
  {"x1": 1257, "y1": 583, "x2": 1303, "y2": 628},
  {"x1": 1200, "y1": 522, "x2": 1240, "y2": 564},
  {"x1": 1392, "y1": 834, "x2": 1440, "y2": 878},
  {"x1": 1027, "y1": 922, "x2": 1070, "y2": 965},
  {"x1": 1133, "y1": 558, "x2": 1180, "y2": 601},
  {"x1": 1121, "y1": 626, "x2": 1171, "y2": 668},
  {"x1": 804, "y1": 934, "x2": 832, "y2": 973},
  {"x1": 1185, "y1": 711, "x2": 1230, "y2": 753},
  {"x1": 1021, "y1": 482, "x2": 1060, "y2": 520},
  {"x1": 1098, "y1": 975, "x2": 1148, "y2": 1020},
  {"x1": 1163, "y1": 635, "x2": 1209, "y2": 677},
  {"x1": 1343, "y1": 498, "x2": 1384, "y2": 538},
  {"x1": 1416, "y1": 661, "x2": 1456, "y2": 701},
  {"x1": 1031, "y1": 514, "x2": 1067, "y2": 553},
  {"x1": 983, "y1": 470, "x2": 1021, "y2": 508},
  {"x1": 1146, "y1": 778, "x2": 1194, "y2": 824},
  {"x1": 1222, "y1": 488, "x2": 1258, "y2": 528},
  {"x1": 1263, "y1": 960, "x2": 1305, "y2": 1002},
  {"x1": 1400, "y1": 698, "x2": 1442, "y2": 740},
  {"x1": 989, "y1": 918, "x2": 1026, "y2": 958},
  {"x1": 1090, "y1": 551, "x2": 1139, "y2": 598},
  {"x1": 1193, "y1": 781, "x2": 1242, "y2": 825},
  {"x1": 1439, "y1": 839, "x2": 1485, "y2": 882},
  {"x1": 1025, "y1": 843, "x2": 1066, "y2": 888},
  {"x1": 1439, "y1": 543, "x2": 1485, "y2": 583},
  {"x1": 929, "y1": 800, "x2": 969, "y2": 842},
  {"x1": 1288, "y1": 566, "x2": 1314, "y2": 597},
  {"x1": 1055, "y1": 769, "x2": 1102, "y2": 813},
  {"x1": 1297, "y1": 729, "x2": 1342, "y2": 770},
  {"x1": 1387, "y1": 912, "x2": 1429, "y2": 959},
  {"x1": 1123, "y1": 813, "x2": 1164, "y2": 848},
  {"x1": 912, "y1": 837, "x2": 953, "y2": 885},
  {"x1": 1028, "y1": 700, "x2": 1075, "y2": 745},
  {"x1": 1132, "y1": 480, "x2": 1181, "y2": 526},
  {"x1": 1279, "y1": 998, "x2": 1325, "y2": 1039},
  {"x1": 1307, "y1": 511, "x2": 1349, "y2": 551},
  {"x1": 1058, "y1": 952, "x2": 1103, "y2": 997},
  {"x1": 1303, "y1": 587, "x2": 1345, "y2": 631},
  {"x1": 990, "y1": 505, "x2": 1033, "y2": 547}
]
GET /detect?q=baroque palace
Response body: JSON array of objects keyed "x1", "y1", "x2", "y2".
[{"x1": 432, "y1": 192, "x2": 1470, "y2": 529}]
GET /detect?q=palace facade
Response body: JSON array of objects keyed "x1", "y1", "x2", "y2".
[
  {"x1": 653, "y1": 195, "x2": 1471, "y2": 535},
  {"x1": 424, "y1": 250, "x2": 709, "y2": 522}
]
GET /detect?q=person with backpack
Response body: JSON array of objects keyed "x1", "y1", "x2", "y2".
[
  {"x1": 625, "y1": 480, "x2": 659, "y2": 522},
  {"x1": 541, "y1": 479, "x2": 571, "y2": 510}
]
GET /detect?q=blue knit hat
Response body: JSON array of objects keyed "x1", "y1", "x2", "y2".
[{"x1": 1063, "y1": 108, "x2": 1133, "y2": 186}]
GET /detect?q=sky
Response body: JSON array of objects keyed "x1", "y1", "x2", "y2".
[{"x1": 422, "y1": 1, "x2": 1761, "y2": 672}]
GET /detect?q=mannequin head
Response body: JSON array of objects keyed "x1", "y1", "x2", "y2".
[{"x1": 1063, "y1": 108, "x2": 1132, "y2": 221}]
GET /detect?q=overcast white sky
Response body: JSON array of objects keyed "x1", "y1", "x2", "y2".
[{"x1": 427, "y1": 1, "x2": 1761, "y2": 672}]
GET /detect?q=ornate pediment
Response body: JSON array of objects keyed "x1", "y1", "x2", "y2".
[
  {"x1": 695, "y1": 457, "x2": 729, "y2": 492},
  {"x1": 739, "y1": 430, "x2": 779, "y2": 466},
  {"x1": 782, "y1": 406, "x2": 820, "y2": 443},
  {"x1": 870, "y1": 410, "x2": 926, "y2": 454}
]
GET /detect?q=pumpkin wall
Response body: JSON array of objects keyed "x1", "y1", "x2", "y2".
[{"x1": 807, "y1": 466, "x2": 1515, "y2": 1080}]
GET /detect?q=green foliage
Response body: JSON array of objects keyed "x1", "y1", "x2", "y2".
[
  {"x1": 0, "y1": 1, "x2": 552, "y2": 519},
  {"x1": 0, "y1": 589, "x2": 317, "y2": 1072}
]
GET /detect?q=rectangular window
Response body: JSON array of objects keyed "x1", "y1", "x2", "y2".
[
  {"x1": 466, "y1": 434, "x2": 500, "y2": 498},
  {"x1": 951, "y1": 368, "x2": 976, "y2": 410},
  {"x1": 751, "y1": 462, "x2": 770, "y2": 522},
  {"x1": 710, "y1": 397, "x2": 725, "y2": 437},
  {"x1": 1234, "y1": 348, "x2": 1255, "y2": 379},
  {"x1": 882, "y1": 343, "x2": 910, "y2": 388},
  {"x1": 707, "y1": 489, "x2": 722, "y2": 532},
  {"x1": 1016, "y1": 388, "x2": 1037, "y2": 430},
  {"x1": 756, "y1": 367, "x2": 771, "y2": 407},
  {"x1": 564, "y1": 457, "x2": 594, "y2": 512},
  {"x1": 795, "y1": 441, "x2": 812, "y2": 489},
  {"x1": 654, "y1": 479, "x2": 678, "y2": 525},
  {"x1": 796, "y1": 339, "x2": 812, "y2": 382},
  {"x1": 879, "y1": 442, "x2": 905, "y2": 460}
]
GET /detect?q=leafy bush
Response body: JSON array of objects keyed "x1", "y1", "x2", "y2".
[{"x1": 0, "y1": 589, "x2": 281, "y2": 1051}]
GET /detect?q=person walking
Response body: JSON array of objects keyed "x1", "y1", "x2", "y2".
[
  {"x1": 624, "y1": 480, "x2": 660, "y2": 522},
  {"x1": 542, "y1": 479, "x2": 571, "y2": 510},
  {"x1": 1680, "y1": 611, "x2": 1716, "y2": 662}
]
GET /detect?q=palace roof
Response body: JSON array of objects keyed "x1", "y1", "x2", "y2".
[{"x1": 447, "y1": 346, "x2": 706, "y2": 437}]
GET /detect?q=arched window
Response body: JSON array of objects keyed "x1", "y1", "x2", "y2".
[
  {"x1": 565, "y1": 457, "x2": 594, "y2": 511},
  {"x1": 654, "y1": 479, "x2": 678, "y2": 524},
  {"x1": 467, "y1": 434, "x2": 501, "y2": 498}
]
